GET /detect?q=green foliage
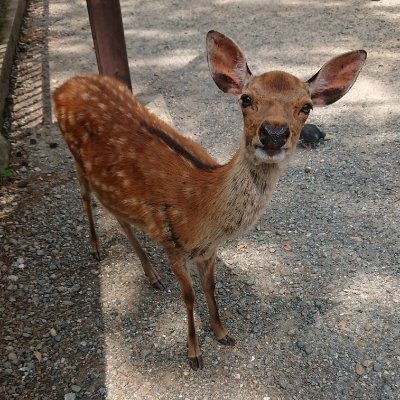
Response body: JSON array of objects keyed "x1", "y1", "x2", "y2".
[{"x1": 0, "y1": 168, "x2": 14, "y2": 179}]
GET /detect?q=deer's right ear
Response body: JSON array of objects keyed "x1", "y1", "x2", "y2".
[{"x1": 206, "y1": 30, "x2": 252, "y2": 96}]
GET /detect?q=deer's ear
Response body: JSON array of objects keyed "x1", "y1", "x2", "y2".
[
  {"x1": 307, "y1": 50, "x2": 367, "y2": 106},
  {"x1": 206, "y1": 30, "x2": 252, "y2": 95}
]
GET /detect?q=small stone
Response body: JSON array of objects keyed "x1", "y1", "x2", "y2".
[
  {"x1": 314, "y1": 300, "x2": 323, "y2": 309},
  {"x1": 355, "y1": 362, "x2": 365, "y2": 375},
  {"x1": 8, "y1": 352, "x2": 18, "y2": 364},
  {"x1": 7, "y1": 275, "x2": 19, "y2": 282},
  {"x1": 50, "y1": 328, "x2": 57, "y2": 337},
  {"x1": 373, "y1": 362, "x2": 383, "y2": 372},
  {"x1": 141, "y1": 349, "x2": 151, "y2": 359},
  {"x1": 363, "y1": 360, "x2": 373, "y2": 368},
  {"x1": 71, "y1": 385, "x2": 81, "y2": 393},
  {"x1": 287, "y1": 329, "x2": 296, "y2": 336},
  {"x1": 305, "y1": 166, "x2": 312, "y2": 175},
  {"x1": 64, "y1": 393, "x2": 76, "y2": 400},
  {"x1": 296, "y1": 340, "x2": 305, "y2": 349},
  {"x1": 364, "y1": 323, "x2": 373, "y2": 331},
  {"x1": 278, "y1": 379, "x2": 288, "y2": 389},
  {"x1": 304, "y1": 346, "x2": 313, "y2": 355}
]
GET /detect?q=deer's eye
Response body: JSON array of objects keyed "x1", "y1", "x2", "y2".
[
  {"x1": 301, "y1": 103, "x2": 313, "y2": 115},
  {"x1": 240, "y1": 94, "x2": 252, "y2": 108}
]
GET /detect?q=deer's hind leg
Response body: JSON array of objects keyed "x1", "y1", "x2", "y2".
[
  {"x1": 75, "y1": 162, "x2": 101, "y2": 260},
  {"x1": 116, "y1": 218, "x2": 164, "y2": 290}
]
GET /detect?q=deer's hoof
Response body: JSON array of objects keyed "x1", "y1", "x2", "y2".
[
  {"x1": 218, "y1": 334, "x2": 236, "y2": 346},
  {"x1": 151, "y1": 280, "x2": 165, "y2": 291},
  {"x1": 91, "y1": 250, "x2": 101, "y2": 261},
  {"x1": 188, "y1": 355, "x2": 204, "y2": 371}
]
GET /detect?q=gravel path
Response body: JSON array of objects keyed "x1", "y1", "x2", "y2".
[{"x1": 1, "y1": 0, "x2": 399, "y2": 399}]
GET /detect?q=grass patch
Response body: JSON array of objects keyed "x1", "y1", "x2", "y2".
[{"x1": 0, "y1": 168, "x2": 14, "y2": 179}]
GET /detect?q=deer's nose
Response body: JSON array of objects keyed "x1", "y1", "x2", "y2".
[{"x1": 259, "y1": 123, "x2": 289, "y2": 149}]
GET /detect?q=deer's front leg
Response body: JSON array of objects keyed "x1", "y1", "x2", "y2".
[
  {"x1": 169, "y1": 257, "x2": 203, "y2": 370},
  {"x1": 197, "y1": 255, "x2": 235, "y2": 346}
]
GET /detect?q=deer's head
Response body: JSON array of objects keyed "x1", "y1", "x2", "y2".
[{"x1": 206, "y1": 30, "x2": 366, "y2": 165}]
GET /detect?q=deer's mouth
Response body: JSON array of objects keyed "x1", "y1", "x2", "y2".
[{"x1": 254, "y1": 146, "x2": 287, "y2": 163}]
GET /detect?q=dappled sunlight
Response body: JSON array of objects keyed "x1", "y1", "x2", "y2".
[
  {"x1": 131, "y1": 49, "x2": 199, "y2": 69},
  {"x1": 125, "y1": 28, "x2": 197, "y2": 40},
  {"x1": 0, "y1": 190, "x2": 19, "y2": 220},
  {"x1": 346, "y1": 75, "x2": 398, "y2": 106},
  {"x1": 321, "y1": 269, "x2": 399, "y2": 340}
]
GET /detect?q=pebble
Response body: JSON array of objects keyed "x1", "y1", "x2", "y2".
[
  {"x1": 363, "y1": 360, "x2": 373, "y2": 368},
  {"x1": 304, "y1": 166, "x2": 312, "y2": 175},
  {"x1": 71, "y1": 385, "x2": 81, "y2": 393},
  {"x1": 304, "y1": 346, "x2": 313, "y2": 355},
  {"x1": 8, "y1": 352, "x2": 18, "y2": 364},
  {"x1": 278, "y1": 379, "x2": 289, "y2": 389},
  {"x1": 373, "y1": 362, "x2": 383, "y2": 372},
  {"x1": 7, "y1": 275, "x2": 19, "y2": 282},
  {"x1": 364, "y1": 323, "x2": 373, "y2": 331},
  {"x1": 64, "y1": 393, "x2": 76, "y2": 400}
]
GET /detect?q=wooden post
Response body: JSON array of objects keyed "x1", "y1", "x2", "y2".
[{"x1": 86, "y1": 0, "x2": 132, "y2": 90}]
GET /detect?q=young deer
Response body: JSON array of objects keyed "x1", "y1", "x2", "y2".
[{"x1": 53, "y1": 31, "x2": 366, "y2": 370}]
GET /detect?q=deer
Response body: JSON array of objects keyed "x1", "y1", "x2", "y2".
[{"x1": 53, "y1": 30, "x2": 366, "y2": 370}]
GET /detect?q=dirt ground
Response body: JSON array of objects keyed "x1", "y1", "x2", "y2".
[{"x1": 1, "y1": 0, "x2": 399, "y2": 399}]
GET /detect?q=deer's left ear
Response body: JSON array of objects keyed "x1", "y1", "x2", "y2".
[
  {"x1": 307, "y1": 50, "x2": 367, "y2": 106},
  {"x1": 206, "y1": 30, "x2": 252, "y2": 96}
]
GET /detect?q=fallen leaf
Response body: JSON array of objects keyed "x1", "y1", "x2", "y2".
[
  {"x1": 338, "y1": 320, "x2": 351, "y2": 331},
  {"x1": 283, "y1": 242, "x2": 292, "y2": 251},
  {"x1": 34, "y1": 351, "x2": 42, "y2": 362},
  {"x1": 237, "y1": 243, "x2": 248, "y2": 251},
  {"x1": 323, "y1": 133, "x2": 334, "y2": 141},
  {"x1": 355, "y1": 362, "x2": 365, "y2": 375}
]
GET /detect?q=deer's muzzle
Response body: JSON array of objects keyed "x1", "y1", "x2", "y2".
[{"x1": 259, "y1": 123, "x2": 289, "y2": 150}]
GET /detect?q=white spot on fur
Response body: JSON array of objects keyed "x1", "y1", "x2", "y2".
[
  {"x1": 84, "y1": 160, "x2": 93, "y2": 172},
  {"x1": 81, "y1": 92, "x2": 90, "y2": 101},
  {"x1": 171, "y1": 209, "x2": 181, "y2": 217},
  {"x1": 82, "y1": 132, "x2": 89, "y2": 143},
  {"x1": 183, "y1": 187, "x2": 194, "y2": 197},
  {"x1": 122, "y1": 198, "x2": 138, "y2": 206}
]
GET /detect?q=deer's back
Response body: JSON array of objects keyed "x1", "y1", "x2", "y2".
[{"x1": 53, "y1": 75, "x2": 222, "y2": 252}]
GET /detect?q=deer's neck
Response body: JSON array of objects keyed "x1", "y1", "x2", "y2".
[{"x1": 201, "y1": 143, "x2": 286, "y2": 245}]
